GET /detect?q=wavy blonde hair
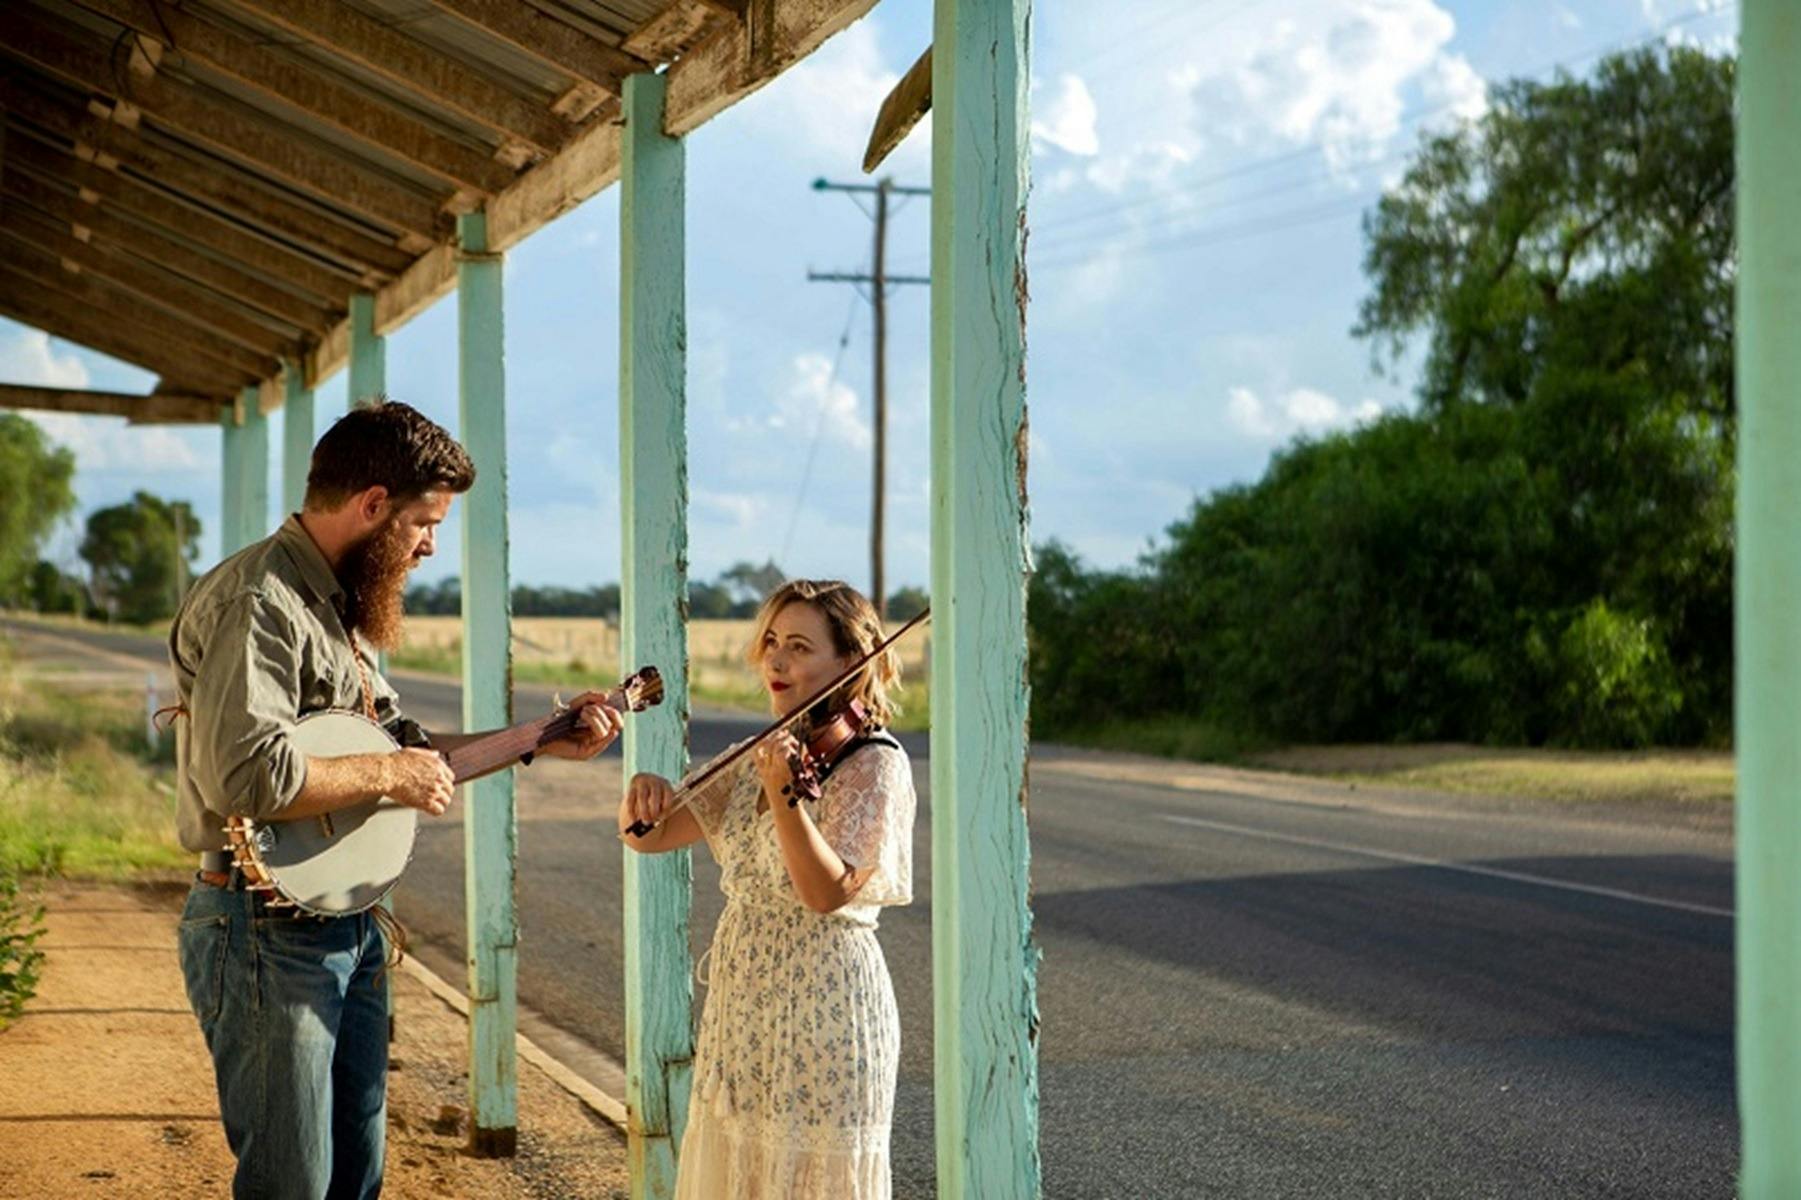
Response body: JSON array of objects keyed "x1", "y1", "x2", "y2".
[{"x1": 745, "y1": 579, "x2": 901, "y2": 726}]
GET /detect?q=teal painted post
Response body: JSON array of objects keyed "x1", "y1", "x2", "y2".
[
  {"x1": 929, "y1": 0, "x2": 1041, "y2": 1196},
  {"x1": 619, "y1": 70, "x2": 692, "y2": 1200},
  {"x1": 456, "y1": 210, "x2": 519, "y2": 1157},
  {"x1": 349, "y1": 292, "x2": 386, "y2": 408},
  {"x1": 282, "y1": 363, "x2": 314, "y2": 517},
  {"x1": 219, "y1": 401, "x2": 244, "y2": 558},
  {"x1": 1738, "y1": 4, "x2": 1801, "y2": 1191},
  {"x1": 240, "y1": 386, "x2": 270, "y2": 548}
]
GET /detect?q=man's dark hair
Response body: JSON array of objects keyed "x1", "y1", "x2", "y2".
[{"x1": 304, "y1": 398, "x2": 475, "y2": 510}]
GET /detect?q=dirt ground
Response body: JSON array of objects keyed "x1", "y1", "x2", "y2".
[{"x1": 0, "y1": 880, "x2": 632, "y2": 1200}]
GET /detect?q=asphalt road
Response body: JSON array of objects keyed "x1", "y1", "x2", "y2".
[{"x1": 5, "y1": 616, "x2": 1737, "y2": 1198}]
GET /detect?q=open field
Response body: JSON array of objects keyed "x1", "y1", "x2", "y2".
[{"x1": 395, "y1": 616, "x2": 934, "y2": 728}]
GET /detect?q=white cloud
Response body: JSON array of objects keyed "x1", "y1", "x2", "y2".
[
  {"x1": 693, "y1": 487, "x2": 766, "y2": 528},
  {"x1": 1033, "y1": 74, "x2": 1100, "y2": 157},
  {"x1": 0, "y1": 328, "x2": 91, "y2": 388},
  {"x1": 1225, "y1": 385, "x2": 1383, "y2": 441},
  {"x1": 1178, "y1": 0, "x2": 1485, "y2": 174},
  {"x1": 25, "y1": 410, "x2": 204, "y2": 473},
  {"x1": 754, "y1": 351, "x2": 871, "y2": 451}
]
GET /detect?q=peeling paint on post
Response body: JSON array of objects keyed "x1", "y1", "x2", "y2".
[
  {"x1": 281, "y1": 361, "x2": 313, "y2": 517},
  {"x1": 239, "y1": 386, "x2": 270, "y2": 551},
  {"x1": 1737, "y1": 3, "x2": 1801, "y2": 1191},
  {"x1": 218, "y1": 398, "x2": 245, "y2": 557},
  {"x1": 457, "y1": 209, "x2": 519, "y2": 1157},
  {"x1": 349, "y1": 291, "x2": 386, "y2": 408},
  {"x1": 929, "y1": 0, "x2": 1041, "y2": 1196},
  {"x1": 619, "y1": 69, "x2": 693, "y2": 1200}
]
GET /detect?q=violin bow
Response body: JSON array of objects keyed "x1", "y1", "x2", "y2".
[{"x1": 621, "y1": 606, "x2": 931, "y2": 838}]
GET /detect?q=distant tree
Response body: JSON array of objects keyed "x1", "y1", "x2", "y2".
[
  {"x1": 405, "y1": 576, "x2": 462, "y2": 615},
  {"x1": 25, "y1": 560, "x2": 87, "y2": 615},
  {"x1": 720, "y1": 560, "x2": 786, "y2": 612},
  {"x1": 688, "y1": 580, "x2": 736, "y2": 619},
  {"x1": 885, "y1": 586, "x2": 928, "y2": 622},
  {"x1": 0, "y1": 414, "x2": 77, "y2": 604},
  {"x1": 78, "y1": 492, "x2": 201, "y2": 624}
]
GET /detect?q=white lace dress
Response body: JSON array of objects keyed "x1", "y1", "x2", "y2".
[{"x1": 675, "y1": 738, "x2": 917, "y2": 1200}]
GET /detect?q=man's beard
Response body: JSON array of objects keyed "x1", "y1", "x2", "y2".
[{"x1": 339, "y1": 517, "x2": 413, "y2": 651}]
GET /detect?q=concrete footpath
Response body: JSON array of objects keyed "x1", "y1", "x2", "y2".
[{"x1": 0, "y1": 881, "x2": 631, "y2": 1199}]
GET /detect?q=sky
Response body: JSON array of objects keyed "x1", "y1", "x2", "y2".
[{"x1": 2, "y1": 0, "x2": 1740, "y2": 596}]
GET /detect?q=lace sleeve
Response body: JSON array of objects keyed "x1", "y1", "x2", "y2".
[
  {"x1": 682, "y1": 738, "x2": 754, "y2": 838},
  {"x1": 817, "y1": 744, "x2": 916, "y2": 907}
]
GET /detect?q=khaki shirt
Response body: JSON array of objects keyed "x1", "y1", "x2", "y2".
[{"x1": 169, "y1": 515, "x2": 422, "y2": 853}]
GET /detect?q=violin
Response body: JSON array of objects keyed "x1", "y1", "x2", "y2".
[{"x1": 780, "y1": 700, "x2": 874, "y2": 807}]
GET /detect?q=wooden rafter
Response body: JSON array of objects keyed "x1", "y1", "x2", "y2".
[
  {"x1": 0, "y1": 80, "x2": 413, "y2": 278},
  {"x1": 0, "y1": 382, "x2": 219, "y2": 424},
  {"x1": 623, "y1": 0, "x2": 727, "y2": 63},
  {"x1": 226, "y1": 0, "x2": 575, "y2": 155},
  {"x1": 0, "y1": 252, "x2": 277, "y2": 380},
  {"x1": 0, "y1": 8, "x2": 444, "y2": 236},
  {"x1": 0, "y1": 288, "x2": 245, "y2": 394},
  {"x1": 0, "y1": 219, "x2": 301, "y2": 359},
  {"x1": 422, "y1": 0, "x2": 649, "y2": 91},
  {"x1": 0, "y1": 168, "x2": 338, "y2": 331},
  {"x1": 6, "y1": 131, "x2": 350, "y2": 310},
  {"x1": 66, "y1": 0, "x2": 520, "y2": 196},
  {"x1": 863, "y1": 45, "x2": 930, "y2": 172},
  {"x1": 665, "y1": 0, "x2": 877, "y2": 136}
]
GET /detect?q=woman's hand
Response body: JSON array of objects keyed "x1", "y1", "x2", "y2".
[
  {"x1": 541, "y1": 693, "x2": 626, "y2": 761},
  {"x1": 622, "y1": 772, "x2": 677, "y2": 832},
  {"x1": 754, "y1": 731, "x2": 801, "y2": 809}
]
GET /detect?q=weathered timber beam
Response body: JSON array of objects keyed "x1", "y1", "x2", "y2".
[
  {"x1": 0, "y1": 289, "x2": 248, "y2": 393},
  {"x1": 622, "y1": 0, "x2": 725, "y2": 62},
  {"x1": 0, "y1": 254, "x2": 277, "y2": 380},
  {"x1": 0, "y1": 218, "x2": 302, "y2": 357},
  {"x1": 0, "y1": 10, "x2": 444, "y2": 235},
  {"x1": 423, "y1": 0, "x2": 648, "y2": 88},
  {"x1": 308, "y1": 0, "x2": 871, "y2": 387},
  {"x1": 863, "y1": 45, "x2": 930, "y2": 172},
  {"x1": 0, "y1": 382, "x2": 220, "y2": 423},
  {"x1": 66, "y1": 0, "x2": 519, "y2": 195},
  {"x1": 0, "y1": 80, "x2": 412, "y2": 278},
  {"x1": 664, "y1": 0, "x2": 878, "y2": 135},
  {"x1": 5, "y1": 130, "x2": 349, "y2": 309},
  {"x1": 228, "y1": 0, "x2": 573, "y2": 155},
  {"x1": 0, "y1": 168, "x2": 338, "y2": 331}
]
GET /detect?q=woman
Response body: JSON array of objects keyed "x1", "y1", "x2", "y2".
[{"x1": 620, "y1": 579, "x2": 917, "y2": 1198}]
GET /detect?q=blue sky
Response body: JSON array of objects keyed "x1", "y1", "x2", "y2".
[{"x1": 3, "y1": 0, "x2": 1738, "y2": 595}]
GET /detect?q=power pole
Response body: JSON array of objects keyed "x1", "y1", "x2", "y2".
[{"x1": 809, "y1": 176, "x2": 929, "y2": 620}]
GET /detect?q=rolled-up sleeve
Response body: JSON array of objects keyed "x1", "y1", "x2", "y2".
[{"x1": 188, "y1": 592, "x2": 309, "y2": 819}]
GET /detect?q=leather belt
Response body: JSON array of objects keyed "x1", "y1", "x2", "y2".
[{"x1": 198, "y1": 869, "x2": 234, "y2": 888}]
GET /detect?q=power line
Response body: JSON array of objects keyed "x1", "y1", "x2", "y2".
[{"x1": 779, "y1": 287, "x2": 863, "y2": 569}]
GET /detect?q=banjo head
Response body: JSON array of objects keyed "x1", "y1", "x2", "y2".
[{"x1": 240, "y1": 710, "x2": 419, "y2": 916}]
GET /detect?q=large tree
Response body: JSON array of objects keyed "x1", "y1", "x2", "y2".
[
  {"x1": 1028, "y1": 46, "x2": 1736, "y2": 749},
  {"x1": 79, "y1": 492, "x2": 201, "y2": 624},
  {"x1": 0, "y1": 413, "x2": 77, "y2": 604}
]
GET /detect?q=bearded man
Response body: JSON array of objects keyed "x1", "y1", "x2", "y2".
[{"x1": 169, "y1": 400, "x2": 623, "y2": 1199}]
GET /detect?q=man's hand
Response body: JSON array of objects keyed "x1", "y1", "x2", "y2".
[
  {"x1": 384, "y1": 747, "x2": 457, "y2": 816},
  {"x1": 540, "y1": 693, "x2": 626, "y2": 761}
]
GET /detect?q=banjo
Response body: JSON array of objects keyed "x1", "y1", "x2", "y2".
[{"x1": 225, "y1": 667, "x2": 663, "y2": 916}]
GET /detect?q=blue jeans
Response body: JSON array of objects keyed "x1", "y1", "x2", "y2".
[{"x1": 178, "y1": 879, "x2": 389, "y2": 1200}]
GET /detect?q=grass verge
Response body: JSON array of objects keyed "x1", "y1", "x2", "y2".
[{"x1": 0, "y1": 639, "x2": 188, "y2": 879}]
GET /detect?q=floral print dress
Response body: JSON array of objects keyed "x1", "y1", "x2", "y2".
[{"x1": 674, "y1": 737, "x2": 917, "y2": 1200}]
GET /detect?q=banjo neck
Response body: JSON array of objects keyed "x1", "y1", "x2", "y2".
[{"x1": 439, "y1": 668, "x2": 663, "y2": 783}]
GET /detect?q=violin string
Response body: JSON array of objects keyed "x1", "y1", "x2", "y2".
[{"x1": 779, "y1": 282, "x2": 864, "y2": 568}]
